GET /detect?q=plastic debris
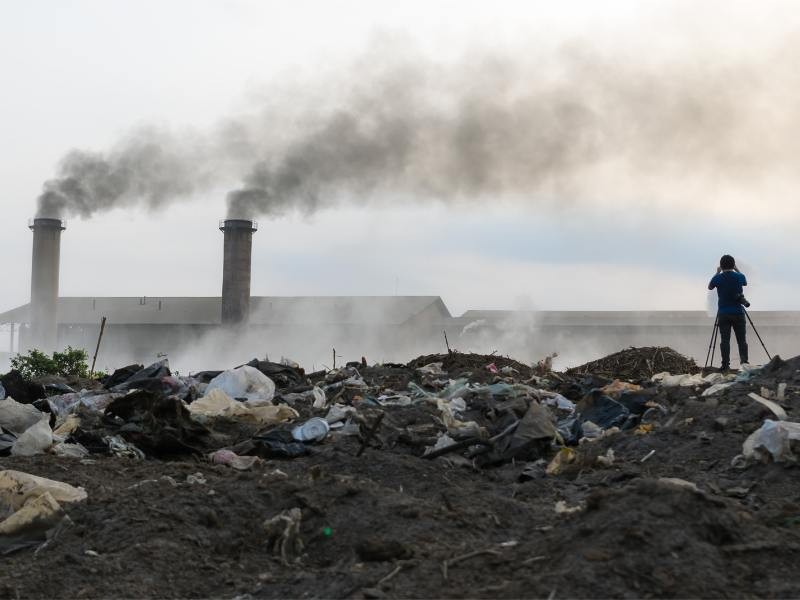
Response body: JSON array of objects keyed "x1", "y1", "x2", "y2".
[
  {"x1": 189, "y1": 389, "x2": 298, "y2": 425},
  {"x1": 205, "y1": 366, "x2": 276, "y2": 404},
  {"x1": 748, "y1": 392, "x2": 787, "y2": 420},
  {"x1": 104, "y1": 435, "x2": 146, "y2": 460},
  {"x1": 596, "y1": 448, "x2": 615, "y2": 467},
  {"x1": 578, "y1": 392, "x2": 630, "y2": 429},
  {"x1": 739, "y1": 419, "x2": 800, "y2": 463},
  {"x1": 186, "y1": 472, "x2": 207, "y2": 485},
  {"x1": 0, "y1": 397, "x2": 45, "y2": 435},
  {"x1": 416, "y1": 362, "x2": 446, "y2": 376},
  {"x1": 702, "y1": 382, "x2": 736, "y2": 397},
  {"x1": 263, "y1": 508, "x2": 303, "y2": 565},
  {"x1": 50, "y1": 442, "x2": 90, "y2": 459},
  {"x1": 546, "y1": 447, "x2": 577, "y2": 475},
  {"x1": 11, "y1": 416, "x2": 53, "y2": 457},
  {"x1": 209, "y1": 449, "x2": 261, "y2": 470},
  {"x1": 0, "y1": 470, "x2": 87, "y2": 544},
  {"x1": 48, "y1": 392, "x2": 122, "y2": 418},
  {"x1": 600, "y1": 380, "x2": 642, "y2": 398},
  {"x1": 554, "y1": 500, "x2": 583, "y2": 514},
  {"x1": 292, "y1": 417, "x2": 330, "y2": 442}
]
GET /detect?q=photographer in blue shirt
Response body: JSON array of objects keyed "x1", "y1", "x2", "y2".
[{"x1": 708, "y1": 254, "x2": 749, "y2": 371}]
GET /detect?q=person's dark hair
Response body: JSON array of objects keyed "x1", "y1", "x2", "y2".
[{"x1": 720, "y1": 255, "x2": 736, "y2": 270}]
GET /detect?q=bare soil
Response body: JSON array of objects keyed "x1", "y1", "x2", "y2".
[{"x1": 2, "y1": 351, "x2": 800, "y2": 599}]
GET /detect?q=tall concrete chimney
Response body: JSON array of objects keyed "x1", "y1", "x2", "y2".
[
  {"x1": 29, "y1": 217, "x2": 66, "y2": 351},
  {"x1": 219, "y1": 219, "x2": 258, "y2": 326}
]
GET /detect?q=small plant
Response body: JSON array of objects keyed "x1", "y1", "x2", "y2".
[
  {"x1": 11, "y1": 346, "x2": 89, "y2": 379},
  {"x1": 53, "y1": 346, "x2": 89, "y2": 378},
  {"x1": 10, "y1": 349, "x2": 57, "y2": 379}
]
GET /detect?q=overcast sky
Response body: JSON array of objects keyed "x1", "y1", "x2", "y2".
[{"x1": 2, "y1": 0, "x2": 800, "y2": 324}]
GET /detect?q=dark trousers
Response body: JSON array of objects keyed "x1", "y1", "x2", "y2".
[{"x1": 718, "y1": 313, "x2": 748, "y2": 367}]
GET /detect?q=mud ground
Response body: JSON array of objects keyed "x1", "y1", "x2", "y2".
[{"x1": 3, "y1": 354, "x2": 800, "y2": 599}]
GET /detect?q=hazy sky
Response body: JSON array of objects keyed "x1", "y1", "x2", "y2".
[{"x1": 2, "y1": 0, "x2": 800, "y2": 324}]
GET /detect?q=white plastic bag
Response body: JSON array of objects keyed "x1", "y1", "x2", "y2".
[
  {"x1": 206, "y1": 366, "x2": 275, "y2": 404},
  {"x1": 11, "y1": 416, "x2": 53, "y2": 456},
  {"x1": 741, "y1": 419, "x2": 800, "y2": 463}
]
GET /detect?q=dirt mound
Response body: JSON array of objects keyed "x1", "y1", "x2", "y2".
[
  {"x1": 6, "y1": 348, "x2": 800, "y2": 598},
  {"x1": 541, "y1": 478, "x2": 777, "y2": 597},
  {"x1": 754, "y1": 355, "x2": 800, "y2": 383},
  {"x1": 407, "y1": 352, "x2": 534, "y2": 381},
  {"x1": 566, "y1": 346, "x2": 699, "y2": 381}
]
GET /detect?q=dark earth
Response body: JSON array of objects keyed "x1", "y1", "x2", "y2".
[{"x1": 2, "y1": 349, "x2": 800, "y2": 599}]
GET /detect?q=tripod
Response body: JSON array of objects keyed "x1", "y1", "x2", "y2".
[
  {"x1": 744, "y1": 307, "x2": 772, "y2": 361},
  {"x1": 704, "y1": 309, "x2": 771, "y2": 370}
]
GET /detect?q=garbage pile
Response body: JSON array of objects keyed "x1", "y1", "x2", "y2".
[
  {"x1": 0, "y1": 347, "x2": 797, "y2": 475},
  {"x1": 2, "y1": 347, "x2": 800, "y2": 598}
]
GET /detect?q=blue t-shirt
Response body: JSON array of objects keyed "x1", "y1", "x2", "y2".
[{"x1": 709, "y1": 271, "x2": 747, "y2": 315}]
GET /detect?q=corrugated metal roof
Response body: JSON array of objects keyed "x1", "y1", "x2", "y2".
[{"x1": 0, "y1": 296, "x2": 450, "y2": 326}]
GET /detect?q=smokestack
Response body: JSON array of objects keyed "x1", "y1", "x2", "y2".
[
  {"x1": 219, "y1": 219, "x2": 258, "y2": 326},
  {"x1": 29, "y1": 217, "x2": 66, "y2": 351}
]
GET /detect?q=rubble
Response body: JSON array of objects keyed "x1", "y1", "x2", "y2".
[{"x1": 2, "y1": 346, "x2": 800, "y2": 597}]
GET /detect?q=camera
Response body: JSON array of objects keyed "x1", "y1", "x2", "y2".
[{"x1": 738, "y1": 294, "x2": 751, "y2": 308}]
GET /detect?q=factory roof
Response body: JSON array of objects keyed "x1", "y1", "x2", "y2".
[
  {"x1": 0, "y1": 296, "x2": 451, "y2": 326},
  {"x1": 4, "y1": 299, "x2": 800, "y2": 328},
  {"x1": 456, "y1": 309, "x2": 800, "y2": 327}
]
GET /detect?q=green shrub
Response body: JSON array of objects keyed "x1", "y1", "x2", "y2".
[
  {"x1": 53, "y1": 347, "x2": 89, "y2": 378},
  {"x1": 11, "y1": 346, "x2": 89, "y2": 379}
]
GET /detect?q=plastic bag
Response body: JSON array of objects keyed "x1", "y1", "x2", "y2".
[
  {"x1": 206, "y1": 366, "x2": 276, "y2": 404},
  {"x1": 0, "y1": 470, "x2": 87, "y2": 539},
  {"x1": 50, "y1": 442, "x2": 89, "y2": 459},
  {"x1": 209, "y1": 449, "x2": 260, "y2": 470},
  {"x1": 48, "y1": 392, "x2": 121, "y2": 418},
  {"x1": 11, "y1": 416, "x2": 53, "y2": 456},
  {"x1": 0, "y1": 397, "x2": 45, "y2": 435},
  {"x1": 190, "y1": 389, "x2": 296, "y2": 425},
  {"x1": 740, "y1": 419, "x2": 800, "y2": 463},
  {"x1": 0, "y1": 469, "x2": 87, "y2": 510},
  {"x1": 578, "y1": 393, "x2": 630, "y2": 430},
  {"x1": 416, "y1": 362, "x2": 446, "y2": 376}
]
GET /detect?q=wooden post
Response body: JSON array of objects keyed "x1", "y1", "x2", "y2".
[
  {"x1": 332, "y1": 347, "x2": 336, "y2": 370},
  {"x1": 90, "y1": 316, "x2": 107, "y2": 377}
]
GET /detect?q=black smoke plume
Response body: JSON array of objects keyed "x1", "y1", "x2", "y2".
[{"x1": 36, "y1": 42, "x2": 800, "y2": 220}]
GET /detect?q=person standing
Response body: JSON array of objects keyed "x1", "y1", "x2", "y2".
[{"x1": 708, "y1": 254, "x2": 749, "y2": 370}]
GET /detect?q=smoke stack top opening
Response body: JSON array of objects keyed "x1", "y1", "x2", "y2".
[
  {"x1": 218, "y1": 219, "x2": 258, "y2": 233},
  {"x1": 29, "y1": 217, "x2": 66, "y2": 231}
]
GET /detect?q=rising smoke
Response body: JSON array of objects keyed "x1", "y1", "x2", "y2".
[{"x1": 36, "y1": 39, "x2": 800, "y2": 220}]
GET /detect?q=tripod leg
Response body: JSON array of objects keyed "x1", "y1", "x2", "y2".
[
  {"x1": 710, "y1": 321, "x2": 718, "y2": 368},
  {"x1": 743, "y1": 309, "x2": 771, "y2": 361},
  {"x1": 704, "y1": 316, "x2": 719, "y2": 369}
]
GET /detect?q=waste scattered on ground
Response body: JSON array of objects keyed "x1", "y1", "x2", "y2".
[{"x1": 1, "y1": 347, "x2": 800, "y2": 598}]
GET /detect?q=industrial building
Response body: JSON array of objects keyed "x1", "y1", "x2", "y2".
[{"x1": 2, "y1": 216, "x2": 798, "y2": 370}]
